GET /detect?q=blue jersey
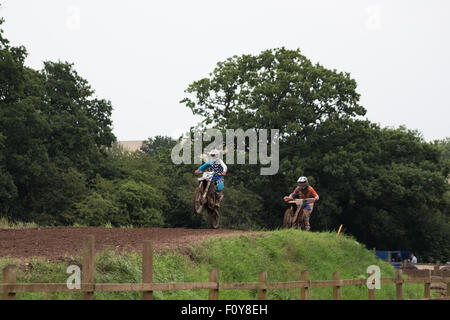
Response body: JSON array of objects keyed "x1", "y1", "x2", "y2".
[{"x1": 197, "y1": 158, "x2": 228, "y2": 183}]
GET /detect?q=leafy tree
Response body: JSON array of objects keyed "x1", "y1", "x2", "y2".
[
  {"x1": 73, "y1": 174, "x2": 122, "y2": 226},
  {"x1": 75, "y1": 191, "x2": 121, "y2": 227},
  {"x1": 0, "y1": 18, "x2": 117, "y2": 224},
  {"x1": 148, "y1": 142, "x2": 204, "y2": 228},
  {"x1": 41, "y1": 60, "x2": 116, "y2": 176},
  {"x1": 181, "y1": 47, "x2": 365, "y2": 136},
  {"x1": 219, "y1": 183, "x2": 266, "y2": 229},
  {"x1": 0, "y1": 18, "x2": 50, "y2": 220},
  {"x1": 181, "y1": 48, "x2": 450, "y2": 261},
  {"x1": 141, "y1": 135, "x2": 177, "y2": 157},
  {"x1": 29, "y1": 166, "x2": 89, "y2": 225},
  {"x1": 115, "y1": 179, "x2": 166, "y2": 227},
  {"x1": 436, "y1": 137, "x2": 450, "y2": 161}
]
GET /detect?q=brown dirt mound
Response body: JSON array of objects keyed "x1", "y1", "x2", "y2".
[{"x1": 0, "y1": 227, "x2": 264, "y2": 261}]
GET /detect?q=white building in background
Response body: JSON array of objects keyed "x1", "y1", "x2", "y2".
[{"x1": 118, "y1": 140, "x2": 144, "y2": 152}]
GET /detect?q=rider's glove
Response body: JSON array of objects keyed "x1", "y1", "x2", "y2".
[
  {"x1": 195, "y1": 170, "x2": 200, "y2": 174},
  {"x1": 221, "y1": 172, "x2": 227, "y2": 176}
]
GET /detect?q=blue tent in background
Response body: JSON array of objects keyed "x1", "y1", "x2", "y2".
[{"x1": 374, "y1": 250, "x2": 410, "y2": 268}]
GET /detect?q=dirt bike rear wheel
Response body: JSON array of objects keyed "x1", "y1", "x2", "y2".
[
  {"x1": 298, "y1": 210, "x2": 309, "y2": 231},
  {"x1": 296, "y1": 210, "x2": 305, "y2": 230},
  {"x1": 208, "y1": 207, "x2": 220, "y2": 229},
  {"x1": 192, "y1": 185, "x2": 204, "y2": 214}
]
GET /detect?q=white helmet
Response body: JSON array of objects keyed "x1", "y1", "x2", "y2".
[
  {"x1": 209, "y1": 149, "x2": 220, "y2": 158},
  {"x1": 297, "y1": 176, "x2": 308, "y2": 183}
]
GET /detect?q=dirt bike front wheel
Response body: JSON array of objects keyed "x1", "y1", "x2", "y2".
[
  {"x1": 283, "y1": 207, "x2": 297, "y2": 228},
  {"x1": 193, "y1": 186, "x2": 204, "y2": 214}
]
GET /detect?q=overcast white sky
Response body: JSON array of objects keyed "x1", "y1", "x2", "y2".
[{"x1": 1, "y1": 0, "x2": 449, "y2": 141}]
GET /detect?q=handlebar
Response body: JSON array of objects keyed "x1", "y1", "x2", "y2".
[{"x1": 195, "y1": 171, "x2": 226, "y2": 176}]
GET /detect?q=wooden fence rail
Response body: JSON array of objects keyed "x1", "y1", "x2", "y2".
[{"x1": 1, "y1": 235, "x2": 449, "y2": 300}]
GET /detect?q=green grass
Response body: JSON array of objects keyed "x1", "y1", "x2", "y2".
[
  {"x1": 0, "y1": 229, "x2": 434, "y2": 300},
  {"x1": 0, "y1": 217, "x2": 39, "y2": 229},
  {"x1": 0, "y1": 217, "x2": 129, "y2": 229}
]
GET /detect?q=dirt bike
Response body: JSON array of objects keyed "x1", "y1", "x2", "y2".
[
  {"x1": 192, "y1": 172, "x2": 221, "y2": 229},
  {"x1": 282, "y1": 199, "x2": 307, "y2": 230}
]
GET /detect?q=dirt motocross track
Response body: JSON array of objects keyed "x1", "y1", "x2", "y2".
[{"x1": 0, "y1": 227, "x2": 264, "y2": 261}]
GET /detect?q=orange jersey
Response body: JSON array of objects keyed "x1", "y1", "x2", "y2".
[{"x1": 290, "y1": 185, "x2": 319, "y2": 201}]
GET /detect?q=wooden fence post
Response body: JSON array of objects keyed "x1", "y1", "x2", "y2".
[
  {"x1": 447, "y1": 278, "x2": 450, "y2": 298},
  {"x1": 395, "y1": 269, "x2": 403, "y2": 300},
  {"x1": 2, "y1": 265, "x2": 17, "y2": 300},
  {"x1": 300, "y1": 270, "x2": 309, "y2": 300},
  {"x1": 332, "y1": 270, "x2": 341, "y2": 300},
  {"x1": 257, "y1": 270, "x2": 268, "y2": 300},
  {"x1": 434, "y1": 261, "x2": 440, "y2": 275},
  {"x1": 367, "y1": 270, "x2": 375, "y2": 300},
  {"x1": 208, "y1": 268, "x2": 219, "y2": 300},
  {"x1": 82, "y1": 234, "x2": 95, "y2": 300},
  {"x1": 368, "y1": 288, "x2": 375, "y2": 300},
  {"x1": 142, "y1": 240, "x2": 153, "y2": 300},
  {"x1": 387, "y1": 251, "x2": 391, "y2": 264},
  {"x1": 424, "y1": 269, "x2": 431, "y2": 299}
]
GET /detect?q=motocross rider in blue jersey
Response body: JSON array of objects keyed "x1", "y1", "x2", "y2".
[{"x1": 194, "y1": 149, "x2": 227, "y2": 207}]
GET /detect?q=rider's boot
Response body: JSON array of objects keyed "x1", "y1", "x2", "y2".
[
  {"x1": 303, "y1": 210, "x2": 311, "y2": 231},
  {"x1": 215, "y1": 192, "x2": 224, "y2": 207}
]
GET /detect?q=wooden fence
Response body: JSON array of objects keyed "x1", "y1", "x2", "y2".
[
  {"x1": 371, "y1": 248, "x2": 450, "y2": 297},
  {"x1": 1, "y1": 235, "x2": 449, "y2": 300}
]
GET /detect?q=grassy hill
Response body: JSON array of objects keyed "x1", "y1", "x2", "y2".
[{"x1": 0, "y1": 229, "x2": 430, "y2": 300}]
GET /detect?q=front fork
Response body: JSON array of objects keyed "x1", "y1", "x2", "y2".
[{"x1": 201, "y1": 180, "x2": 211, "y2": 203}]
